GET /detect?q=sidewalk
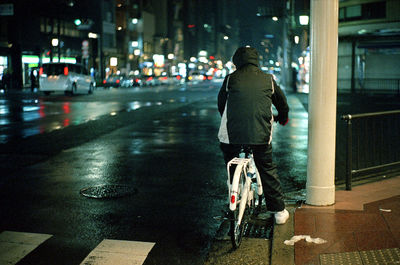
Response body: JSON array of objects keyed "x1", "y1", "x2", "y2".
[
  {"x1": 270, "y1": 92, "x2": 400, "y2": 264},
  {"x1": 272, "y1": 175, "x2": 400, "y2": 265}
]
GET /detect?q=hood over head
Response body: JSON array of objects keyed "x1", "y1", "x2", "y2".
[{"x1": 232, "y1": 46, "x2": 260, "y2": 68}]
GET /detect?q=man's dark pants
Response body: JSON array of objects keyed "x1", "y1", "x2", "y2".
[{"x1": 220, "y1": 143, "x2": 285, "y2": 212}]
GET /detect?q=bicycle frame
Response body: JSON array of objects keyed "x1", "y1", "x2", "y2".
[{"x1": 227, "y1": 153, "x2": 263, "y2": 225}]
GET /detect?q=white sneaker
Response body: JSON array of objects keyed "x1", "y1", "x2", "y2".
[{"x1": 274, "y1": 209, "x2": 289, "y2": 224}]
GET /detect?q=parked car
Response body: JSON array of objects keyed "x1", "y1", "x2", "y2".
[
  {"x1": 102, "y1": 75, "x2": 123, "y2": 88},
  {"x1": 158, "y1": 74, "x2": 170, "y2": 85},
  {"x1": 170, "y1": 74, "x2": 185, "y2": 85},
  {"x1": 188, "y1": 71, "x2": 212, "y2": 83},
  {"x1": 121, "y1": 75, "x2": 141, "y2": 87},
  {"x1": 141, "y1": 75, "x2": 161, "y2": 86},
  {"x1": 39, "y1": 63, "x2": 95, "y2": 95}
]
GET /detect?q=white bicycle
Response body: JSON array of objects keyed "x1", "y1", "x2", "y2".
[{"x1": 227, "y1": 146, "x2": 263, "y2": 249}]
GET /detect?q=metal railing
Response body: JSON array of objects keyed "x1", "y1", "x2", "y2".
[
  {"x1": 337, "y1": 78, "x2": 400, "y2": 95},
  {"x1": 341, "y1": 110, "x2": 400, "y2": 190}
]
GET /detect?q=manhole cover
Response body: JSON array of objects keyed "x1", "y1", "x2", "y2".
[{"x1": 80, "y1": 185, "x2": 137, "y2": 199}]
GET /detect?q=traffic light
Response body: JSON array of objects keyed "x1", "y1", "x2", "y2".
[{"x1": 74, "y1": 19, "x2": 94, "y2": 30}]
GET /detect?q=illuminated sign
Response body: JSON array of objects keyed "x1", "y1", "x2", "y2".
[{"x1": 153, "y1": 54, "x2": 165, "y2": 67}]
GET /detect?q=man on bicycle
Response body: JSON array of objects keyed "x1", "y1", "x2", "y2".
[{"x1": 218, "y1": 46, "x2": 290, "y2": 225}]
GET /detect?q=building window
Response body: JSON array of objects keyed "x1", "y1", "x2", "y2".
[
  {"x1": 40, "y1": 17, "x2": 53, "y2": 33},
  {"x1": 362, "y1": 1, "x2": 386, "y2": 20},
  {"x1": 346, "y1": 5, "x2": 361, "y2": 19},
  {"x1": 339, "y1": 1, "x2": 386, "y2": 22}
]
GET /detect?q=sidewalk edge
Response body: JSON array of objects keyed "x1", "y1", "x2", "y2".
[{"x1": 270, "y1": 207, "x2": 295, "y2": 265}]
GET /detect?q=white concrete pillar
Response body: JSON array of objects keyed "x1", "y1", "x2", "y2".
[{"x1": 306, "y1": 0, "x2": 339, "y2": 206}]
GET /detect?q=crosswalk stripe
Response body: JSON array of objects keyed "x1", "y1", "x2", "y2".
[
  {"x1": 0, "y1": 231, "x2": 53, "y2": 265},
  {"x1": 80, "y1": 239, "x2": 155, "y2": 265}
]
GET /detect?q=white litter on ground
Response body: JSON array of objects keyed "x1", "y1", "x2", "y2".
[
  {"x1": 284, "y1": 235, "x2": 327, "y2": 245},
  {"x1": 379, "y1": 208, "x2": 392, "y2": 212}
]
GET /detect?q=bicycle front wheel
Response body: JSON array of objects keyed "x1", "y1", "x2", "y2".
[{"x1": 229, "y1": 170, "x2": 249, "y2": 249}]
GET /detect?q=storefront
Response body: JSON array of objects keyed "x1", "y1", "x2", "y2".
[
  {"x1": 0, "y1": 55, "x2": 8, "y2": 80},
  {"x1": 297, "y1": 49, "x2": 310, "y2": 93},
  {"x1": 21, "y1": 55, "x2": 77, "y2": 87},
  {"x1": 21, "y1": 55, "x2": 39, "y2": 87}
]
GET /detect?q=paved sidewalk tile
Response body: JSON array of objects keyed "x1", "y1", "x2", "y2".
[{"x1": 294, "y1": 195, "x2": 400, "y2": 265}]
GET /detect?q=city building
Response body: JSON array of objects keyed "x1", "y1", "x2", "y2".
[
  {"x1": 182, "y1": 0, "x2": 240, "y2": 78},
  {"x1": 0, "y1": 0, "x2": 116, "y2": 89},
  {"x1": 338, "y1": 0, "x2": 400, "y2": 94},
  {"x1": 292, "y1": 0, "x2": 400, "y2": 94}
]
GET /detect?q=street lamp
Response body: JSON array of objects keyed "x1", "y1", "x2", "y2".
[
  {"x1": 299, "y1": 15, "x2": 309, "y2": 25},
  {"x1": 110, "y1": 57, "x2": 118, "y2": 67},
  {"x1": 51, "y1": 38, "x2": 59, "y2": 62},
  {"x1": 131, "y1": 41, "x2": 139, "y2": 47},
  {"x1": 88, "y1": 32, "x2": 98, "y2": 39},
  {"x1": 51, "y1": 38, "x2": 59, "y2": 47}
]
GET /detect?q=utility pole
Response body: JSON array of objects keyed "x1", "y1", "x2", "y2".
[
  {"x1": 282, "y1": 0, "x2": 291, "y2": 88},
  {"x1": 306, "y1": 0, "x2": 339, "y2": 206}
]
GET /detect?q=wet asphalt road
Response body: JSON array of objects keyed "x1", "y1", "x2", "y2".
[
  {"x1": 1, "y1": 83, "x2": 397, "y2": 264},
  {"x1": 0, "y1": 83, "x2": 232, "y2": 264},
  {"x1": 0, "y1": 81, "x2": 310, "y2": 264},
  {"x1": 0, "y1": 84, "x2": 218, "y2": 144}
]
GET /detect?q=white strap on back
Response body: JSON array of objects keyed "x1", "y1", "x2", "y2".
[
  {"x1": 271, "y1": 76, "x2": 275, "y2": 94},
  {"x1": 225, "y1": 75, "x2": 230, "y2": 92}
]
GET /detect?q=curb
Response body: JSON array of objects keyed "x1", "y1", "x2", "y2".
[{"x1": 271, "y1": 207, "x2": 295, "y2": 265}]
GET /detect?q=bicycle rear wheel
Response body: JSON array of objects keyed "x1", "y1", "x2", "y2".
[{"x1": 229, "y1": 170, "x2": 249, "y2": 249}]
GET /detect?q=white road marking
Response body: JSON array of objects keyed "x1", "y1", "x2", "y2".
[
  {"x1": 0, "y1": 231, "x2": 52, "y2": 265},
  {"x1": 80, "y1": 239, "x2": 155, "y2": 265}
]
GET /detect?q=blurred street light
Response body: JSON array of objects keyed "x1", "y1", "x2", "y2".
[
  {"x1": 88, "y1": 32, "x2": 98, "y2": 39},
  {"x1": 199, "y1": 50, "x2": 207, "y2": 57},
  {"x1": 74, "y1": 19, "x2": 82, "y2": 26},
  {"x1": 110, "y1": 57, "x2": 118, "y2": 66},
  {"x1": 51, "y1": 38, "x2": 59, "y2": 47},
  {"x1": 299, "y1": 15, "x2": 309, "y2": 25}
]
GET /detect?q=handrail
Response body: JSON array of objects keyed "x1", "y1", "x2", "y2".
[
  {"x1": 341, "y1": 109, "x2": 400, "y2": 190},
  {"x1": 342, "y1": 110, "x2": 400, "y2": 120},
  {"x1": 337, "y1": 78, "x2": 400, "y2": 95}
]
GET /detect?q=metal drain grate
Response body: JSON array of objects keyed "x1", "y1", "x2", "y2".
[
  {"x1": 320, "y1": 248, "x2": 400, "y2": 265},
  {"x1": 244, "y1": 217, "x2": 274, "y2": 239},
  {"x1": 360, "y1": 248, "x2": 400, "y2": 265},
  {"x1": 320, "y1": 251, "x2": 363, "y2": 265},
  {"x1": 213, "y1": 214, "x2": 274, "y2": 241},
  {"x1": 80, "y1": 184, "x2": 137, "y2": 199}
]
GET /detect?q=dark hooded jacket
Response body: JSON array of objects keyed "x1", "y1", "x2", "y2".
[{"x1": 218, "y1": 47, "x2": 289, "y2": 145}]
